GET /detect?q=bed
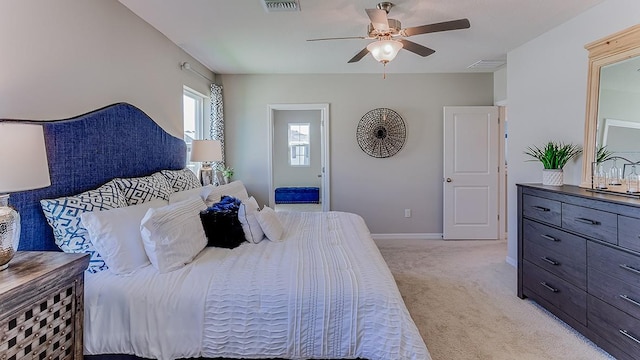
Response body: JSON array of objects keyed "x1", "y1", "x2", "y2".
[{"x1": 6, "y1": 103, "x2": 430, "y2": 360}]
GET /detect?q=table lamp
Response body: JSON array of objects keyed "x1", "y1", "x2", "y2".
[
  {"x1": 0, "y1": 123, "x2": 51, "y2": 270},
  {"x1": 190, "y1": 139, "x2": 222, "y2": 186}
]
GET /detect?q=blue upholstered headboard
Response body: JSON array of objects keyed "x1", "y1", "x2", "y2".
[{"x1": 2, "y1": 103, "x2": 187, "y2": 251}]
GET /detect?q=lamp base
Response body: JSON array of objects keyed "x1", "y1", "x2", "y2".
[
  {"x1": 0, "y1": 194, "x2": 20, "y2": 271},
  {"x1": 199, "y1": 165, "x2": 214, "y2": 186}
]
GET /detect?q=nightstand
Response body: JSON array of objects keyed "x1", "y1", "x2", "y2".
[{"x1": 0, "y1": 251, "x2": 89, "y2": 360}]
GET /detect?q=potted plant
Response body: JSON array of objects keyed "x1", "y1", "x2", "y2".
[
  {"x1": 524, "y1": 141, "x2": 582, "y2": 186},
  {"x1": 222, "y1": 166, "x2": 234, "y2": 184}
]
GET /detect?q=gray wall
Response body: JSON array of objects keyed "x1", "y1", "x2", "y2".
[
  {"x1": 0, "y1": 0, "x2": 213, "y2": 137},
  {"x1": 222, "y1": 73, "x2": 494, "y2": 234},
  {"x1": 273, "y1": 110, "x2": 322, "y2": 189},
  {"x1": 506, "y1": 0, "x2": 640, "y2": 265}
]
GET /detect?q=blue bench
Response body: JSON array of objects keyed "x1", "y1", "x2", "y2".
[{"x1": 275, "y1": 187, "x2": 320, "y2": 204}]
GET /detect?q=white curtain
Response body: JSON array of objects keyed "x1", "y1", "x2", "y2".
[{"x1": 210, "y1": 83, "x2": 225, "y2": 170}]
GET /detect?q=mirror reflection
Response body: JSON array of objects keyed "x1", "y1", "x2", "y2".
[{"x1": 596, "y1": 56, "x2": 640, "y2": 167}]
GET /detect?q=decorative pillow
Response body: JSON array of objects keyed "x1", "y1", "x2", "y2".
[
  {"x1": 113, "y1": 172, "x2": 172, "y2": 206},
  {"x1": 40, "y1": 180, "x2": 127, "y2": 273},
  {"x1": 169, "y1": 185, "x2": 215, "y2": 205},
  {"x1": 81, "y1": 198, "x2": 168, "y2": 275},
  {"x1": 200, "y1": 196, "x2": 246, "y2": 249},
  {"x1": 140, "y1": 197, "x2": 208, "y2": 273},
  {"x1": 238, "y1": 197, "x2": 264, "y2": 244},
  {"x1": 256, "y1": 206, "x2": 285, "y2": 242},
  {"x1": 205, "y1": 180, "x2": 250, "y2": 206},
  {"x1": 160, "y1": 168, "x2": 201, "y2": 192}
]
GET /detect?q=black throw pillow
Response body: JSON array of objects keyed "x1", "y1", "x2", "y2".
[{"x1": 200, "y1": 195, "x2": 246, "y2": 249}]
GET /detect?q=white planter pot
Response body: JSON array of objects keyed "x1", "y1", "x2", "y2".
[{"x1": 543, "y1": 169, "x2": 563, "y2": 186}]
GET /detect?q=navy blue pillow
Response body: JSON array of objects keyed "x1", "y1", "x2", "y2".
[{"x1": 200, "y1": 196, "x2": 245, "y2": 249}]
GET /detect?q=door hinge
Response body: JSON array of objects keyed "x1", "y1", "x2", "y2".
[{"x1": 498, "y1": 214, "x2": 500, "y2": 220}]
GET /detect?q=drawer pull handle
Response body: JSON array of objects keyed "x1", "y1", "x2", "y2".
[
  {"x1": 532, "y1": 205, "x2": 550, "y2": 212},
  {"x1": 620, "y1": 329, "x2": 640, "y2": 345},
  {"x1": 540, "y1": 282, "x2": 559, "y2": 293},
  {"x1": 620, "y1": 264, "x2": 640, "y2": 275},
  {"x1": 620, "y1": 294, "x2": 640, "y2": 308},
  {"x1": 575, "y1": 217, "x2": 599, "y2": 225},
  {"x1": 541, "y1": 234, "x2": 559, "y2": 242},
  {"x1": 541, "y1": 256, "x2": 559, "y2": 266}
]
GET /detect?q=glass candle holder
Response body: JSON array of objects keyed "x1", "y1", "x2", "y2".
[
  {"x1": 596, "y1": 164, "x2": 608, "y2": 189},
  {"x1": 609, "y1": 158, "x2": 623, "y2": 186},
  {"x1": 627, "y1": 165, "x2": 640, "y2": 193}
]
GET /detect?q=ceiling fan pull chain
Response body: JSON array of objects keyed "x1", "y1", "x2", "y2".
[{"x1": 383, "y1": 62, "x2": 387, "y2": 79}]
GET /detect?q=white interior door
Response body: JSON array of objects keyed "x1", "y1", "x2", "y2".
[{"x1": 443, "y1": 106, "x2": 499, "y2": 239}]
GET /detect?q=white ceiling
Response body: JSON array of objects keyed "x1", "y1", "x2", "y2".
[{"x1": 119, "y1": 0, "x2": 605, "y2": 75}]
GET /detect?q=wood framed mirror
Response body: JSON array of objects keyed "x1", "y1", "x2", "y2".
[{"x1": 581, "y1": 24, "x2": 640, "y2": 189}]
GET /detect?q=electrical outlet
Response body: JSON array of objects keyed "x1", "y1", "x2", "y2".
[{"x1": 404, "y1": 209, "x2": 411, "y2": 218}]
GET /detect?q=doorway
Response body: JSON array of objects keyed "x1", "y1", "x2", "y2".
[{"x1": 268, "y1": 104, "x2": 330, "y2": 212}]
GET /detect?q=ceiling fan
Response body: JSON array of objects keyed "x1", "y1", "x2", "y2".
[{"x1": 307, "y1": 2, "x2": 470, "y2": 65}]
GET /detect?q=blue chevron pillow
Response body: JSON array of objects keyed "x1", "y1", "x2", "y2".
[{"x1": 40, "y1": 180, "x2": 127, "y2": 273}]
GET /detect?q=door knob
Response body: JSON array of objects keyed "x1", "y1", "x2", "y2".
[{"x1": 446, "y1": 178, "x2": 452, "y2": 183}]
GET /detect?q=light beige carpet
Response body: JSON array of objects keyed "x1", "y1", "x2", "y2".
[{"x1": 375, "y1": 239, "x2": 616, "y2": 360}]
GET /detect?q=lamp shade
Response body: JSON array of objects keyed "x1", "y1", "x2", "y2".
[
  {"x1": 367, "y1": 40, "x2": 403, "y2": 63},
  {"x1": 190, "y1": 139, "x2": 223, "y2": 162},
  {"x1": 0, "y1": 123, "x2": 51, "y2": 193}
]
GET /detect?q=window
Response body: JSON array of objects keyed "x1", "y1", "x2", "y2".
[
  {"x1": 288, "y1": 123, "x2": 310, "y2": 166},
  {"x1": 183, "y1": 87, "x2": 207, "y2": 173}
]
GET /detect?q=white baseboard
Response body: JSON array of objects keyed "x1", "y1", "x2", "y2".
[
  {"x1": 506, "y1": 256, "x2": 517, "y2": 268},
  {"x1": 371, "y1": 233, "x2": 443, "y2": 240}
]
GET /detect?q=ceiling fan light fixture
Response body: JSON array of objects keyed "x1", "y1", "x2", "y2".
[{"x1": 366, "y1": 40, "x2": 403, "y2": 63}]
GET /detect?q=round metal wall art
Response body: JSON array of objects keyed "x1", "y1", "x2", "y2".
[{"x1": 356, "y1": 108, "x2": 406, "y2": 158}]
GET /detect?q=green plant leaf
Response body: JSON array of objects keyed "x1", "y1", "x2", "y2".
[{"x1": 524, "y1": 141, "x2": 582, "y2": 169}]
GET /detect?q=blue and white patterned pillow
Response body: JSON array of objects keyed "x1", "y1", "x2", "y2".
[
  {"x1": 40, "y1": 180, "x2": 127, "y2": 273},
  {"x1": 160, "y1": 168, "x2": 201, "y2": 192},
  {"x1": 113, "y1": 172, "x2": 172, "y2": 205}
]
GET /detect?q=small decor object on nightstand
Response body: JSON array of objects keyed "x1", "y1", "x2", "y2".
[
  {"x1": 357, "y1": 108, "x2": 406, "y2": 158},
  {"x1": 190, "y1": 139, "x2": 223, "y2": 186},
  {"x1": 524, "y1": 141, "x2": 582, "y2": 186},
  {"x1": 222, "y1": 166, "x2": 234, "y2": 184},
  {"x1": 0, "y1": 123, "x2": 51, "y2": 270}
]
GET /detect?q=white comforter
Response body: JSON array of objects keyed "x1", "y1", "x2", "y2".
[{"x1": 84, "y1": 211, "x2": 430, "y2": 360}]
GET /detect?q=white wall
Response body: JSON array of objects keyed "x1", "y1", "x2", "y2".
[
  {"x1": 493, "y1": 67, "x2": 507, "y2": 104},
  {"x1": 506, "y1": 0, "x2": 640, "y2": 265},
  {"x1": 222, "y1": 73, "x2": 493, "y2": 235},
  {"x1": 0, "y1": 0, "x2": 213, "y2": 137}
]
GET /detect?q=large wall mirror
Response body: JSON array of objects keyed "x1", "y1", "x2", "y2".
[{"x1": 581, "y1": 24, "x2": 640, "y2": 188}]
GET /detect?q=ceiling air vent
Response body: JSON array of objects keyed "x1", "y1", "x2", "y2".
[
  {"x1": 467, "y1": 60, "x2": 506, "y2": 70},
  {"x1": 262, "y1": 0, "x2": 301, "y2": 12}
]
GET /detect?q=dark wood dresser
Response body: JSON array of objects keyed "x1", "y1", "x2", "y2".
[
  {"x1": 518, "y1": 184, "x2": 640, "y2": 360},
  {"x1": 0, "y1": 252, "x2": 89, "y2": 360}
]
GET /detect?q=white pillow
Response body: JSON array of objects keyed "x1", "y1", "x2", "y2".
[
  {"x1": 238, "y1": 197, "x2": 264, "y2": 244},
  {"x1": 256, "y1": 206, "x2": 284, "y2": 242},
  {"x1": 206, "y1": 180, "x2": 249, "y2": 206},
  {"x1": 140, "y1": 197, "x2": 208, "y2": 273},
  {"x1": 169, "y1": 185, "x2": 215, "y2": 204},
  {"x1": 81, "y1": 199, "x2": 168, "y2": 275}
]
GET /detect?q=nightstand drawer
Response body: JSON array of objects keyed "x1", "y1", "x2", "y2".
[
  {"x1": 523, "y1": 260, "x2": 586, "y2": 325},
  {"x1": 562, "y1": 203, "x2": 617, "y2": 244},
  {"x1": 524, "y1": 240, "x2": 586, "y2": 290},
  {"x1": 619, "y1": 215, "x2": 640, "y2": 252},
  {"x1": 522, "y1": 194, "x2": 561, "y2": 227},
  {"x1": 589, "y1": 295, "x2": 640, "y2": 360},
  {"x1": 588, "y1": 241, "x2": 640, "y2": 287}
]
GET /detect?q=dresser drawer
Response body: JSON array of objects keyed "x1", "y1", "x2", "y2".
[
  {"x1": 522, "y1": 194, "x2": 561, "y2": 227},
  {"x1": 524, "y1": 239, "x2": 586, "y2": 290},
  {"x1": 589, "y1": 267, "x2": 640, "y2": 321},
  {"x1": 619, "y1": 215, "x2": 640, "y2": 252},
  {"x1": 562, "y1": 203, "x2": 617, "y2": 244},
  {"x1": 589, "y1": 295, "x2": 640, "y2": 360},
  {"x1": 588, "y1": 241, "x2": 640, "y2": 287},
  {"x1": 523, "y1": 218, "x2": 586, "y2": 256},
  {"x1": 522, "y1": 260, "x2": 586, "y2": 325}
]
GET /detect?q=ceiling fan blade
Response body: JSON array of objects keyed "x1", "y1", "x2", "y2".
[
  {"x1": 348, "y1": 47, "x2": 370, "y2": 63},
  {"x1": 399, "y1": 39, "x2": 435, "y2": 57},
  {"x1": 365, "y1": 8, "x2": 390, "y2": 32},
  {"x1": 307, "y1": 36, "x2": 367, "y2": 41},
  {"x1": 402, "y1": 18, "x2": 470, "y2": 37}
]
